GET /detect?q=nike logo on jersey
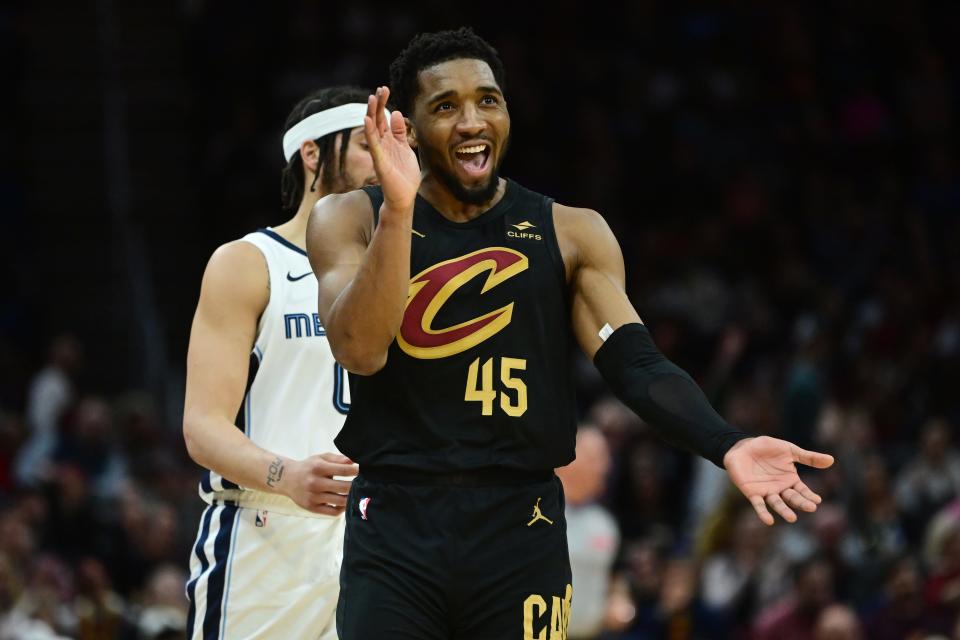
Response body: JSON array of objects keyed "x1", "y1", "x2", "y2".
[
  {"x1": 413, "y1": 228, "x2": 426, "y2": 238},
  {"x1": 287, "y1": 271, "x2": 313, "y2": 282}
]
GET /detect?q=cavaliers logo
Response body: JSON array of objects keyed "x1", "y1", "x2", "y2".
[{"x1": 398, "y1": 247, "x2": 528, "y2": 359}]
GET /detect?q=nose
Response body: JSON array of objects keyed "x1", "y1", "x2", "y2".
[{"x1": 455, "y1": 102, "x2": 486, "y2": 137}]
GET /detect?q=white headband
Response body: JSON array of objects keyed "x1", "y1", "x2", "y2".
[{"x1": 282, "y1": 103, "x2": 388, "y2": 162}]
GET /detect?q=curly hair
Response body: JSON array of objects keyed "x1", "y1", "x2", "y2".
[
  {"x1": 279, "y1": 86, "x2": 370, "y2": 213},
  {"x1": 388, "y1": 27, "x2": 506, "y2": 115}
]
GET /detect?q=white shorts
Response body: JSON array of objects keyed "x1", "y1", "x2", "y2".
[{"x1": 185, "y1": 502, "x2": 344, "y2": 639}]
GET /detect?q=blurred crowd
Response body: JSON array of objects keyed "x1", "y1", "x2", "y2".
[
  {"x1": 4, "y1": 1, "x2": 960, "y2": 639},
  {"x1": 0, "y1": 336, "x2": 199, "y2": 639}
]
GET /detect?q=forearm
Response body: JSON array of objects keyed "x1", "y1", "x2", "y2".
[
  {"x1": 183, "y1": 413, "x2": 290, "y2": 494},
  {"x1": 326, "y1": 206, "x2": 412, "y2": 374},
  {"x1": 593, "y1": 323, "x2": 749, "y2": 466}
]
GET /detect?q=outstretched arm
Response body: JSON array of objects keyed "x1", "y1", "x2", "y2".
[
  {"x1": 183, "y1": 242, "x2": 357, "y2": 515},
  {"x1": 307, "y1": 86, "x2": 421, "y2": 375},
  {"x1": 556, "y1": 205, "x2": 834, "y2": 525}
]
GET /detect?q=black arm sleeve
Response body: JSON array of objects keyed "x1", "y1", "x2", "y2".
[{"x1": 593, "y1": 323, "x2": 749, "y2": 467}]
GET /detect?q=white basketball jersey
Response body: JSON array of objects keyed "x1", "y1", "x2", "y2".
[{"x1": 199, "y1": 228, "x2": 349, "y2": 513}]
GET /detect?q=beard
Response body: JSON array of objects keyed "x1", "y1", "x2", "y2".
[
  {"x1": 434, "y1": 162, "x2": 501, "y2": 205},
  {"x1": 421, "y1": 136, "x2": 510, "y2": 206},
  {"x1": 326, "y1": 170, "x2": 378, "y2": 196}
]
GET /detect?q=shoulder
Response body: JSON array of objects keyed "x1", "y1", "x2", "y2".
[
  {"x1": 552, "y1": 202, "x2": 608, "y2": 234},
  {"x1": 308, "y1": 189, "x2": 376, "y2": 245},
  {"x1": 311, "y1": 189, "x2": 375, "y2": 221},
  {"x1": 208, "y1": 238, "x2": 269, "y2": 274},
  {"x1": 551, "y1": 202, "x2": 617, "y2": 272},
  {"x1": 200, "y1": 239, "x2": 269, "y2": 310}
]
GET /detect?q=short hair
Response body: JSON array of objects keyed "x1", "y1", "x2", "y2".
[
  {"x1": 280, "y1": 86, "x2": 370, "y2": 213},
  {"x1": 388, "y1": 27, "x2": 506, "y2": 115}
]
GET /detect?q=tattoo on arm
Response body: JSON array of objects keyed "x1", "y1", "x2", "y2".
[{"x1": 266, "y1": 456, "x2": 284, "y2": 487}]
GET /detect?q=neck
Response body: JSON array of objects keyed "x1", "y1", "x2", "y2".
[
  {"x1": 418, "y1": 173, "x2": 506, "y2": 223},
  {"x1": 274, "y1": 188, "x2": 325, "y2": 246},
  {"x1": 294, "y1": 189, "x2": 323, "y2": 223}
]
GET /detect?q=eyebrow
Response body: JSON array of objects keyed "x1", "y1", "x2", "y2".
[
  {"x1": 426, "y1": 89, "x2": 457, "y2": 105},
  {"x1": 477, "y1": 85, "x2": 503, "y2": 96},
  {"x1": 425, "y1": 86, "x2": 504, "y2": 105}
]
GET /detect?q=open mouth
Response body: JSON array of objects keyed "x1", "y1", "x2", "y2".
[{"x1": 454, "y1": 143, "x2": 492, "y2": 179}]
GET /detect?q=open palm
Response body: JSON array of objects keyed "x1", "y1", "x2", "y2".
[
  {"x1": 363, "y1": 86, "x2": 421, "y2": 211},
  {"x1": 724, "y1": 435, "x2": 834, "y2": 525}
]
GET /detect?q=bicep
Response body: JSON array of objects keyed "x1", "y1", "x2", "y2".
[
  {"x1": 306, "y1": 192, "x2": 372, "y2": 324},
  {"x1": 184, "y1": 244, "x2": 266, "y2": 424},
  {"x1": 567, "y1": 211, "x2": 642, "y2": 359}
]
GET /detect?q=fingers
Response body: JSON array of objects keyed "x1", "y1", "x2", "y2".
[
  {"x1": 793, "y1": 480, "x2": 823, "y2": 505},
  {"x1": 313, "y1": 490, "x2": 348, "y2": 508},
  {"x1": 306, "y1": 503, "x2": 346, "y2": 517},
  {"x1": 781, "y1": 487, "x2": 817, "y2": 513},
  {"x1": 363, "y1": 103, "x2": 382, "y2": 162},
  {"x1": 319, "y1": 462, "x2": 360, "y2": 478},
  {"x1": 792, "y1": 445, "x2": 835, "y2": 469},
  {"x1": 319, "y1": 452, "x2": 354, "y2": 465},
  {"x1": 376, "y1": 86, "x2": 389, "y2": 135},
  {"x1": 749, "y1": 495, "x2": 775, "y2": 526},
  {"x1": 308, "y1": 454, "x2": 359, "y2": 477},
  {"x1": 750, "y1": 492, "x2": 806, "y2": 525},
  {"x1": 749, "y1": 485, "x2": 825, "y2": 526},
  {"x1": 365, "y1": 91, "x2": 379, "y2": 127},
  {"x1": 311, "y1": 476, "x2": 354, "y2": 494},
  {"x1": 765, "y1": 494, "x2": 798, "y2": 523},
  {"x1": 364, "y1": 90, "x2": 389, "y2": 157},
  {"x1": 294, "y1": 486, "x2": 351, "y2": 513}
]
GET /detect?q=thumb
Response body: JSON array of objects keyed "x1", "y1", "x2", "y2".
[{"x1": 792, "y1": 446, "x2": 835, "y2": 469}]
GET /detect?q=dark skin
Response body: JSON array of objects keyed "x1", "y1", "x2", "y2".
[
  {"x1": 410, "y1": 58, "x2": 509, "y2": 215},
  {"x1": 306, "y1": 59, "x2": 834, "y2": 525}
]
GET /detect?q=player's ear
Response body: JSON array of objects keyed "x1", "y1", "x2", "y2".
[
  {"x1": 300, "y1": 140, "x2": 320, "y2": 174},
  {"x1": 405, "y1": 117, "x2": 417, "y2": 150}
]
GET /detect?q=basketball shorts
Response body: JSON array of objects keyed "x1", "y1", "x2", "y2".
[
  {"x1": 186, "y1": 501, "x2": 344, "y2": 639},
  {"x1": 337, "y1": 469, "x2": 573, "y2": 639}
]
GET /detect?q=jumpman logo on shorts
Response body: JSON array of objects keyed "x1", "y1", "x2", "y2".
[{"x1": 526, "y1": 497, "x2": 554, "y2": 526}]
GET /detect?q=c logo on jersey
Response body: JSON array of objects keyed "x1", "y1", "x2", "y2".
[{"x1": 398, "y1": 247, "x2": 528, "y2": 359}]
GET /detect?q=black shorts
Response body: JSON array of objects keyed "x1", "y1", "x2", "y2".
[{"x1": 337, "y1": 469, "x2": 572, "y2": 640}]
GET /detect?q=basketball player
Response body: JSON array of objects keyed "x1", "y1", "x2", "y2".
[
  {"x1": 182, "y1": 86, "x2": 379, "y2": 639},
  {"x1": 307, "y1": 29, "x2": 834, "y2": 639}
]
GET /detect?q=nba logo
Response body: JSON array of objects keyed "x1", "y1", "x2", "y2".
[
  {"x1": 359, "y1": 497, "x2": 371, "y2": 520},
  {"x1": 255, "y1": 510, "x2": 268, "y2": 527}
]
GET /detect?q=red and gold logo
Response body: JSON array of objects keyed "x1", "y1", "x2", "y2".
[{"x1": 398, "y1": 247, "x2": 528, "y2": 359}]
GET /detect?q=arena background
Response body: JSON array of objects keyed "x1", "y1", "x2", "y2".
[{"x1": 3, "y1": 2, "x2": 960, "y2": 638}]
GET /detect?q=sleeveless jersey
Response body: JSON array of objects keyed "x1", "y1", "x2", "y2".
[
  {"x1": 198, "y1": 228, "x2": 350, "y2": 511},
  {"x1": 336, "y1": 180, "x2": 577, "y2": 472}
]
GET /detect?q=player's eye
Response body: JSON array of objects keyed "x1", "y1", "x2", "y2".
[
  {"x1": 480, "y1": 95, "x2": 499, "y2": 105},
  {"x1": 434, "y1": 101, "x2": 454, "y2": 113}
]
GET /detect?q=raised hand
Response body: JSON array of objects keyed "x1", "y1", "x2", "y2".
[
  {"x1": 723, "y1": 436, "x2": 834, "y2": 526},
  {"x1": 280, "y1": 452, "x2": 359, "y2": 516},
  {"x1": 363, "y1": 86, "x2": 421, "y2": 212}
]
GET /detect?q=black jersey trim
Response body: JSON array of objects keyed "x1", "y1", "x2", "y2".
[
  {"x1": 361, "y1": 185, "x2": 384, "y2": 228},
  {"x1": 418, "y1": 179, "x2": 518, "y2": 229},
  {"x1": 256, "y1": 228, "x2": 308, "y2": 257},
  {"x1": 362, "y1": 181, "x2": 519, "y2": 230},
  {"x1": 235, "y1": 347, "x2": 261, "y2": 435},
  {"x1": 538, "y1": 196, "x2": 569, "y2": 294}
]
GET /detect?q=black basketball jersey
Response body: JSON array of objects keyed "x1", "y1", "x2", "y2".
[{"x1": 335, "y1": 179, "x2": 577, "y2": 472}]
